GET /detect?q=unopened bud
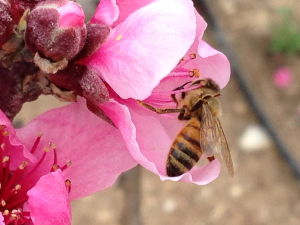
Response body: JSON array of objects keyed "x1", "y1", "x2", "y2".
[
  {"x1": 25, "y1": 0, "x2": 86, "y2": 61},
  {"x1": 11, "y1": 0, "x2": 44, "y2": 22},
  {"x1": 0, "y1": 0, "x2": 14, "y2": 47}
]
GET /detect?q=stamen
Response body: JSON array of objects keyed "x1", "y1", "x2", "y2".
[
  {"x1": 3, "y1": 209, "x2": 9, "y2": 216},
  {"x1": 4, "y1": 195, "x2": 29, "y2": 209},
  {"x1": 51, "y1": 143, "x2": 58, "y2": 167},
  {"x1": 61, "y1": 160, "x2": 71, "y2": 171},
  {"x1": 1, "y1": 162, "x2": 27, "y2": 201},
  {"x1": 0, "y1": 147, "x2": 3, "y2": 182},
  {"x1": 2, "y1": 156, "x2": 10, "y2": 191},
  {"x1": 176, "y1": 53, "x2": 197, "y2": 67},
  {"x1": 30, "y1": 132, "x2": 43, "y2": 154},
  {"x1": 65, "y1": 179, "x2": 71, "y2": 193},
  {"x1": 18, "y1": 149, "x2": 48, "y2": 190}
]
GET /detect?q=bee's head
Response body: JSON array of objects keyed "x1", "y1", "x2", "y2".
[{"x1": 191, "y1": 78, "x2": 220, "y2": 93}]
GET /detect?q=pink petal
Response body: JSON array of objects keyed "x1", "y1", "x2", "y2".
[
  {"x1": 100, "y1": 99, "x2": 221, "y2": 184},
  {"x1": 185, "y1": 10, "x2": 230, "y2": 88},
  {"x1": 28, "y1": 170, "x2": 71, "y2": 225},
  {"x1": 0, "y1": 110, "x2": 36, "y2": 169},
  {"x1": 0, "y1": 213, "x2": 3, "y2": 225},
  {"x1": 196, "y1": 40, "x2": 231, "y2": 88},
  {"x1": 80, "y1": 0, "x2": 196, "y2": 100},
  {"x1": 114, "y1": 0, "x2": 156, "y2": 26},
  {"x1": 90, "y1": 0, "x2": 119, "y2": 26},
  {"x1": 149, "y1": 9, "x2": 230, "y2": 92},
  {"x1": 17, "y1": 99, "x2": 137, "y2": 200},
  {"x1": 57, "y1": 1, "x2": 85, "y2": 28}
]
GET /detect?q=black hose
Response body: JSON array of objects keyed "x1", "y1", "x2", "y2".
[{"x1": 195, "y1": 0, "x2": 300, "y2": 181}]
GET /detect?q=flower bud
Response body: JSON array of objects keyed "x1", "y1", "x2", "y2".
[
  {"x1": 0, "y1": 0, "x2": 14, "y2": 47},
  {"x1": 25, "y1": 0, "x2": 86, "y2": 61},
  {"x1": 11, "y1": 0, "x2": 44, "y2": 22}
]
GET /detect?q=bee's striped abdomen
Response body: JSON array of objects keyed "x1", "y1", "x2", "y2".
[{"x1": 166, "y1": 118, "x2": 203, "y2": 177}]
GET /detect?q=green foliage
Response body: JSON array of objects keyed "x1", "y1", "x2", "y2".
[{"x1": 270, "y1": 8, "x2": 300, "y2": 55}]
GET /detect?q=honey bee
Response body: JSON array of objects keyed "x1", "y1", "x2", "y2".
[{"x1": 138, "y1": 78, "x2": 234, "y2": 177}]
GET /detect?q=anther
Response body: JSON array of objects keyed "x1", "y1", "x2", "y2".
[
  {"x1": 43, "y1": 146, "x2": 50, "y2": 152},
  {"x1": 189, "y1": 53, "x2": 196, "y2": 59},
  {"x1": 65, "y1": 179, "x2": 71, "y2": 193},
  {"x1": 52, "y1": 164, "x2": 58, "y2": 171},
  {"x1": 66, "y1": 160, "x2": 72, "y2": 167},
  {"x1": 3, "y1": 156, "x2": 9, "y2": 163},
  {"x1": 3, "y1": 210, "x2": 9, "y2": 216},
  {"x1": 189, "y1": 69, "x2": 200, "y2": 78},
  {"x1": 14, "y1": 184, "x2": 21, "y2": 191},
  {"x1": 49, "y1": 142, "x2": 56, "y2": 149},
  {"x1": 19, "y1": 162, "x2": 28, "y2": 170},
  {"x1": 177, "y1": 57, "x2": 185, "y2": 65},
  {"x1": 2, "y1": 131, "x2": 9, "y2": 136},
  {"x1": 0, "y1": 125, "x2": 5, "y2": 130},
  {"x1": 1, "y1": 199, "x2": 6, "y2": 206},
  {"x1": 1, "y1": 143, "x2": 5, "y2": 150}
]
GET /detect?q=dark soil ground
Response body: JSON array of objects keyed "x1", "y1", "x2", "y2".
[{"x1": 15, "y1": 0, "x2": 300, "y2": 224}]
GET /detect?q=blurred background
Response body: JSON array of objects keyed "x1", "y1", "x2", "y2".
[{"x1": 15, "y1": 0, "x2": 300, "y2": 224}]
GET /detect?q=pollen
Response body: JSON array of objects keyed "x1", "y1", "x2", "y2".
[
  {"x1": 116, "y1": 34, "x2": 123, "y2": 41},
  {"x1": 49, "y1": 142, "x2": 56, "y2": 149},
  {"x1": 189, "y1": 53, "x2": 196, "y2": 59},
  {"x1": 1, "y1": 200, "x2": 6, "y2": 206},
  {"x1": 43, "y1": 146, "x2": 50, "y2": 152},
  {"x1": 193, "y1": 69, "x2": 200, "y2": 78},
  {"x1": 3, "y1": 156, "x2": 9, "y2": 162},
  {"x1": 189, "y1": 69, "x2": 200, "y2": 78}
]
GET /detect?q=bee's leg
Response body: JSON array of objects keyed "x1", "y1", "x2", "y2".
[
  {"x1": 178, "y1": 109, "x2": 191, "y2": 121},
  {"x1": 190, "y1": 99, "x2": 203, "y2": 112},
  {"x1": 137, "y1": 100, "x2": 184, "y2": 114}
]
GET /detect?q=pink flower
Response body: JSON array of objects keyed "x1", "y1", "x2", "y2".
[
  {"x1": 94, "y1": 11, "x2": 231, "y2": 184},
  {"x1": 0, "y1": 99, "x2": 136, "y2": 224},
  {"x1": 78, "y1": 0, "x2": 197, "y2": 100},
  {"x1": 273, "y1": 67, "x2": 292, "y2": 88}
]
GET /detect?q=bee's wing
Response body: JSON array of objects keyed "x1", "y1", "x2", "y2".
[
  {"x1": 200, "y1": 103, "x2": 234, "y2": 176},
  {"x1": 199, "y1": 103, "x2": 219, "y2": 157},
  {"x1": 214, "y1": 118, "x2": 234, "y2": 177}
]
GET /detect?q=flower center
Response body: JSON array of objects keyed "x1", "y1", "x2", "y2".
[
  {"x1": 0, "y1": 125, "x2": 71, "y2": 224},
  {"x1": 143, "y1": 53, "x2": 201, "y2": 109}
]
